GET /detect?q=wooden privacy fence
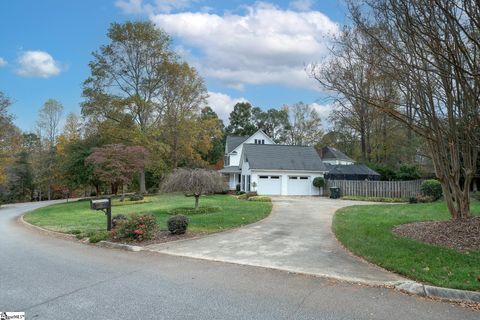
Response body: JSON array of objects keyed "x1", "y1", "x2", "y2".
[{"x1": 325, "y1": 179, "x2": 424, "y2": 199}]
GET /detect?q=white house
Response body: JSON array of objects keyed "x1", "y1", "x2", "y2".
[
  {"x1": 221, "y1": 130, "x2": 275, "y2": 191},
  {"x1": 220, "y1": 130, "x2": 328, "y2": 196}
]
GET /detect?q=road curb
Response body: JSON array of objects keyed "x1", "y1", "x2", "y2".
[
  {"x1": 395, "y1": 281, "x2": 480, "y2": 304},
  {"x1": 19, "y1": 214, "x2": 77, "y2": 241}
]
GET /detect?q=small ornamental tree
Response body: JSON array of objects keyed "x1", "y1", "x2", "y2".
[
  {"x1": 161, "y1": 168, "x2": 227, "y2": 209},
  {"x1": 86, "y1": 144, "x2": 148, "y2": 198},
  {"x1": 313, "y1": 177, "x2": 325, "y2": 195}
]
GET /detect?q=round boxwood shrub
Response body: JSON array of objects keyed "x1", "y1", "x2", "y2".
[
  {"x1": 167, "y1": 214, "x2": 189, "y2": 234},
  {"x1": 312, "y1": 177, "x2": 325, "y2": 188},
  {"x1": 420, "y1": 179, "x2": 443, "y2": 200}
]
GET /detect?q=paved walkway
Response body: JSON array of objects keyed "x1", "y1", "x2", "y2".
[{"x1": 147, "y1": 197, "x2": 405, "y2": 285}]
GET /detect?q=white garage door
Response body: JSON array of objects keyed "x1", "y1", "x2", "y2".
[
  {"x1": 287, "y1": 176, "x2": 311, "y2": 195},
  {"x1": 257, "y1": 175, "x2": 282, "y2": 195}
]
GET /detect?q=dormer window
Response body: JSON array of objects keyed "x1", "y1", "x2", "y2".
[
  {"x1": 254, "y1": 139, "x2": 265, "y2": 144},
  {"x1": 231, "y1": 151, "x2": 237, "y2": 155}
]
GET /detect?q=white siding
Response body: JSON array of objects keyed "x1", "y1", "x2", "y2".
[{"x1": 228, "y1": 131, "x2": 275, "y2": 167}]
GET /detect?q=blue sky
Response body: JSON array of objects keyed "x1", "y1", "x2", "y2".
[{"x1": 0, "y1": 0, "x2": 346, "y2": 131}]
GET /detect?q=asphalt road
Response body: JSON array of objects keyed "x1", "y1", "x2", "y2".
[{"x1": 0, "y1": 201, "x2": 478, "y2": 320}]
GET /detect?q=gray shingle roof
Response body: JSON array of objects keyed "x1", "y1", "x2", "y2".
[
  {"x1": 319, "y1": 146, "x2": 354, "y2": 162},
  {"x1": 219, "y1": 166, "x2": 241, "y2": 173},
  {"x1": 226, "y1": 136, "x2": 249, "y2": 153},
  {"x1": 325, "y1": 164, "x2": 380, "y2": 176},
  {"x1": 243, "y1": 144, "x2": 327, "y2": 171}
]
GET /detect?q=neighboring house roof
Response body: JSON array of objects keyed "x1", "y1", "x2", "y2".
[
  {"x1": 325, "y1": 164, "x2": 380, "y2": 176},
  {"x1": 243, "y1": 144, "x2": 328, "y2": 171},
  {"x1": 226, "y1": 135, "x2": 249, "y2": 153},
  {"x1": 219, "y1": 166, "x2": 241, "y2": 173},
  {"x1": 319, "y1": 146, "x2": 355, "y2": 163}
]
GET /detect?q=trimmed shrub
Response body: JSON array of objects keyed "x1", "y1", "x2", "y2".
[
  {"x1": 420, "y1": 179, "x2": 442, "y2": 200},
  {"x1": 236, "y1": 184, "x2": 241, "y2": 192},
  {"x1": 129, "y1": 194, "x2": 144, "y2": 201},
  {"x1": 237, "y1": 192, "x2": 257, "y2": 200},
  {"x1": 248, "y1": 196, "x2": 271, "y2": 202},
  {"x1": 167, "y1": 215, "x2": 189, "y2": 234},
  {"x1": 112, "y1": 214, "x2": 128, "y2": 228},
  {"x1": 169, "y1": 206, "x2": 221, "y2": 215},
  {"x1": 237, "y1": 193, "x2": 248, "y2": 200},
  {"x1": 113, "y1": 214, "x2": 158, "y2": 242},
  {"x1": 89, "y1": 231, "x2": 109, "y2": 243},
  {"x1": 312, "y1": 177, "x2": 325, "y2": 188},
  {"x1": 408, "y1": 197, "x2": 418, "y2": 204}
]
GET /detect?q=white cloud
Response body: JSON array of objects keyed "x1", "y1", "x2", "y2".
[
  {"x1": 150, "y1": 2, "x2": 339, "y2": 90},
  {"x1": 311, "y1": 102, "x2": 334, "y2": 127},
  {"x1": 289, "y1": 0, "x2": 314, "y2": 11},
  {"x1": 116, "y1": 0, "x2": 197, "y2": 14},
  {"x1": 207, "y1": 91, "x2": 248, "y2": 123},
  {"x1": 0, "y1": 57, "x2": 6, "y2": 67},
  {"x1": 16, "y1": 51, "x2": 61, "y2": 78}
]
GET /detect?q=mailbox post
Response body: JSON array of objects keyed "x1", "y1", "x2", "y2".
[{"x1": 90, "y1": 198, "x2": 112, "y2": 231}]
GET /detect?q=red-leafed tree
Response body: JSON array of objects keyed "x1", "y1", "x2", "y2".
[{"x1": 86, "y1": 144, "x2": 148, "y2": 198}]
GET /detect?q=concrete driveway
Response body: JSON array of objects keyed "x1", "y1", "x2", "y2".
[{"x1": 147, "y1": 197, "x2": 404, "y2": 285}]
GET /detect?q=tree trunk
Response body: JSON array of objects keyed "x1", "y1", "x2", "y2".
[
  {"x1": 194, "y1": 195, "x2": 200, "y2": 210},
  {"x1": 139, "y1": 169, "x2": 146, "y2": 194},
  {"x1": 121, "y1": 184, "x2": 125, "y2": 202},
  {"x1": 47, "y1": 185, "x2": 51, "y2": 201},
  {"x1": 95, "y1": 184, "x2": 100, "y2": 199},
  {"x1": 428, "y1": 141, "x2": 472, "y2": 220}
]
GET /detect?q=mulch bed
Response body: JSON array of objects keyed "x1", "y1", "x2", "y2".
[
  {"x1": 111, "y1": 230, "x2": 204, "y2": 247},
  {"x1": 393, "y1": 217, "x2": 480, "y2": 252}
]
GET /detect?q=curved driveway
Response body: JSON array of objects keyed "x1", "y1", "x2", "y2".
[
  {"x1": 147, "y1": 197, "x2": 403, "y2": 285},
  {"x1": 1, "y1": 200, "x2": 478, "y2": 319}
]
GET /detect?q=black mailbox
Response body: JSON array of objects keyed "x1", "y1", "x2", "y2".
[
  {"x1": 90, "y1": 198, "x2": 112, "y2": 231},
  {"x1": 90, "y1": 199, "x2": 110, "y2": 210}
]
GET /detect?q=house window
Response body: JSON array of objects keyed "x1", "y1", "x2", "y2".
[
  {"x1": 299, "y1": 177, "x2": 308, "y2": 180},
  {"x1": 289, "y1": 176, "x2": 298, "y2": 180},
  {"x1": 254, "y1": 139, "x2": 265, "y2": 144},
  {"x1": 259, "y1": 176, "x2": 269, "y2": 179},
  {"x1": 224, "y1": 155, "x2": 230, "y2": 166},
  {"x1": 270, "y1": 176, "x2": 280, "y2": 179}
]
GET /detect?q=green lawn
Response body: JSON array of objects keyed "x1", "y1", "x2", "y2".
[
  {"x1": 24, "y1": 194, "x2": 272, "y2": 235},
  {"x1": 333, "y1": 201, "x2": 480, "y2": 291}
]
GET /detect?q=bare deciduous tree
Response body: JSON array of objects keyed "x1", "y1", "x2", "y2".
[
  {"x1": 161, "y1": 168, "x2": 227, "y2": 209},
  {"x1": 312, "y1": 0, "x2": 480, "y2": 220}
]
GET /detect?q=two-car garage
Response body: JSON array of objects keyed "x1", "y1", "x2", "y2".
[
  {"x1": 240, "y1": 144, "x2": 328, "y2": 196},
  {"x1": 256, "y1": 174, "x2": 313, "y2": 196}
]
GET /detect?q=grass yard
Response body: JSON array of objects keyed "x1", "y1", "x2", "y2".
[
  {"x1": 24, "y1": 193, "x2": 272, "y2": 236},
  {"x1": 333, "y1": 201, "x2": 480, "y2": 291}
]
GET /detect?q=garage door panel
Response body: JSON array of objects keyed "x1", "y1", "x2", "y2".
[
  {"x1": 287, "y1": 176, "x2": 311, "y2": 195},
  {"x1": 257, "y1": 176, "x2": 281, "y2": 195}
]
